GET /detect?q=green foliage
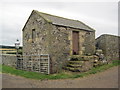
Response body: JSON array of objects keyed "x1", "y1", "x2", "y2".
[
  {"x1": 1, "y1": 60, "x2": 120, "y2": 80},
  {"x1": 112, "y1": 60, "x2": 120, "y2": 66},
  {"x1": 0, "y1": 64, "x2": 2, "y2": 72},
  {"x1": 18, "y1": 49, "x2": 22, "y2": 55}
]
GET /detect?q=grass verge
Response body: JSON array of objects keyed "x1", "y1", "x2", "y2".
[{"x1": 1, "y1": 60, "x2": 120, "y2": 80}]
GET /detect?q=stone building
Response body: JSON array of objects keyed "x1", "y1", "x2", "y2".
[
  {"x1": 22, "y1": 10, "x2": 95, "y2": 73},
  {"x1": 96, "y1": 34, "x2": 120, "y2": 63}
]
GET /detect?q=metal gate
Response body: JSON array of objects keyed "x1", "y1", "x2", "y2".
[{"x1": 17, "y1": 54, "x2": 50, "y2": 74}]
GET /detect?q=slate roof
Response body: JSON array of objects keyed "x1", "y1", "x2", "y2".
[
  {"x1": 34, "y1": 10, "x2": 95, "y2": 31},
  {"x1": 96, "y1": 34, "x2": 120, "y2": 40}
]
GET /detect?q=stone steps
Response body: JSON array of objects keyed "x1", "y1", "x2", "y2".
[
  {"x1": 65, "y1": 67, "x2": 81, "y2": 72},
  {"x1": 63, "y1": 60, "x2": 85, "y2": 72},
  {"x1": 68, "y1": 61, "x2": 84, "y2": 64},
  {"x1": 63, "y1": 55, "x2": 100, "y2": 72},
  {"x1": 67, "y1": 64, "x2": 82, "y2": 68},
  {"x1": 63, "y1": 54, "x2": 108, "y2": 72}
]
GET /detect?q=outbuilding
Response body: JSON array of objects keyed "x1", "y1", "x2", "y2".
[
  {"x1": 96, "y1": 34, "x2": 120, "y2": 63},
  {"x1": 22, "y1": 10, "x2": 95, "y2": 73}
]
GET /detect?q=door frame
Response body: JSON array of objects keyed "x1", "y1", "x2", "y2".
[{"x1": 72, "y1": 31, "x2": 79, "y2": 55}]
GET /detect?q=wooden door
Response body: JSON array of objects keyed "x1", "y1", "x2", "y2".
[{"x1": 72, "y1": 31, "x2": 79, "y2": 55}]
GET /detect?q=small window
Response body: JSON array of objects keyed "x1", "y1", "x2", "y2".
[
  {"x1": 32, "y1": 29, "x2": 36, "y2": 43},
  {"x1": 32, "y1": 29, "x2": 36, "y2": 39}
]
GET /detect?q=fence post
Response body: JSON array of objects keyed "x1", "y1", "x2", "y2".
[
  {"x1": 39, "y1": 54, "x2": 41, "y2": 72},
  {"x1": 48, "y1": 54, "x2": 50, "y2": 74}
]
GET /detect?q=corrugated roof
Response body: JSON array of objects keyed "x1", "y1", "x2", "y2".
[{"x1": 34, "y1": 10, "x2": 95, "y2": 31}]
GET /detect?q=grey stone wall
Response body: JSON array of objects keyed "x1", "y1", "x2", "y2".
[
  {"x1": 1, "y1": 54, "x2": 17, "y2": 67},
  {"x1": 49, "y1": 25, "x2": 95, "y2": 73},
  {"x1": 84, "y1": 31, "x2": 95, "y2": 55},
  {"x1": 49, "y1": 25, "x2": 70, "y2": 73},
  {"x1": 23, "y1": 11, "x2": 50, "y2": 55},
  {"x1": 22, "y1": 11, "x2": 51, "y2": 70},
  {"x1": 96, "y1": 34, "x2": 120, "y2": 63}
]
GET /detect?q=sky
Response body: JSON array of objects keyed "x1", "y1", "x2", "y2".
[{"x1": 0, "y1": 0, "x2": 119, "y2": 46}]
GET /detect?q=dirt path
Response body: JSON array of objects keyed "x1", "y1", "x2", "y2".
[{"x1": 2, "y1": 66, "x2": 119, "y2": 88}]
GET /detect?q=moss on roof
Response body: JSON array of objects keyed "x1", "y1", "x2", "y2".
[{"x1": 33, "y1": 10, "x2": 95, "y2": 31}]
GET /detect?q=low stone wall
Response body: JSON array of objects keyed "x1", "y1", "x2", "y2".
[
  {"x1": 96, "y1": 34, "x2": 120, "y2": 63},
  {"x1": 1, "y1": 54, "x2": 17, "y2": 67}
]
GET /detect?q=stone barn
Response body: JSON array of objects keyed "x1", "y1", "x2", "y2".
[
  {"x1": 96, "y1": 34, "x2": 120, "y2": 63},
  {"x1": 22, "y1": 10, "x2": 95, "y2": 74}
]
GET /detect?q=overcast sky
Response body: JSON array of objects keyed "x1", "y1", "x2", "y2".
[{"x1": 0, "y1": 0, "x2": 119, "y2": 46}]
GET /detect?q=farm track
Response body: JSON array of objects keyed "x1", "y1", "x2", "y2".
[{"x1": 2, "y1": 66, "x2": 119, "y2": 88}]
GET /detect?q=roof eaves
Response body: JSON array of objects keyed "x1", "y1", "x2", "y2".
[
  {"x1": 77, "y1": 20, "x2": 95, "y2": 31},
  {"x1": 52, "y1": 23, "x2": 94, "y2": 32}
]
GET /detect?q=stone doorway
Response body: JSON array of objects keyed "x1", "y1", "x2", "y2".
[{"x1": 72, "y1": 31, "x2": 79, "y2": 55}]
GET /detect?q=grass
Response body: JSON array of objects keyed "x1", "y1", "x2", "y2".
[
  {"x1": 1, "y1": 60, "x2": 120, "y2": 80},
  {"x1": 1, "y1": 65, "x2": 72, "y2": 80}
]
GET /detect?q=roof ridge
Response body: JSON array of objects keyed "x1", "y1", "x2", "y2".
[
  {"x1": 33, "y1": 10, "x2": 81, "y2": 22},
  {"x1": 34, "y1": 10, "x2": 93, "y2": 27},
  {"x1": 96, "y1": 34, "x2": 120, "y2": 39},
  {"x1": 102, "y1": 34, "x2": 120, "y2": 37},
  {"x1": 33, "y1": 10, "x2": 52, "y2": 23}
]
